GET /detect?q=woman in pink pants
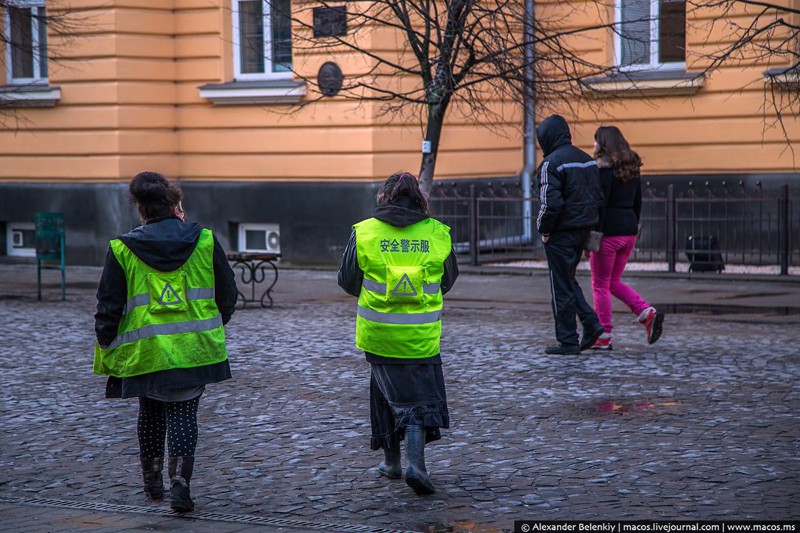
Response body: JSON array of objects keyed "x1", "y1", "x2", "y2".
[{"x1": 589, "y1": 126, "x2": 664, "y2": 350}]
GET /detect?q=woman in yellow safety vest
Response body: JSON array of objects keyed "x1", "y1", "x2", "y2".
[
  {"x1": 94, "y1": 171, "x2": 238, "y2": 512},
  {"x1": 338, "y1": 171, "x2": 459, "y2": 495}
]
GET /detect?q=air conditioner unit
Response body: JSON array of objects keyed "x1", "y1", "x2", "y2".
[
  {"x1": 238, "y1": 223, "x2": 280, "y2": 254},
  {"x1": 7, "y1": 223, "x2": 36, "y2": 257}
]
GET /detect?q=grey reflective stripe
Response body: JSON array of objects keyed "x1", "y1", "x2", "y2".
[
  {"x1": 107, "y1": 314, "x2": 223, "y2": 349},
  {"x1": 423, "y1": 282, "x2": 440, "y2": 294},
  {"x1": 357, "y1": 306, "x2": 441, "y2": 325},
  {"x1": 122, "y1": 288, "x2": 215, "y2": 314},
  {"x1": 123, "y1": 294, "x2": 150, "y2": 314},
  {"x1": 556, "y1": 161, "x2": 598, "y2": 172},
  {"x1": 362, "y1": 279, "x2": 386, "y2": 294},
  {"x1": 187, "y1": 288, "x2": 215, "y2": 300},
  {"x1": 364, "y1": 280, "x2": 439, "y2": 295}
]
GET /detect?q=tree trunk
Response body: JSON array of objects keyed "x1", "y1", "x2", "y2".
[{"x1": 418, "y1": 105, "x2": 446, "y2": 199}]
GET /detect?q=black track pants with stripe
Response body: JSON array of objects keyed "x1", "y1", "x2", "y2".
[{"x1": 543, "y1": 229, "x2": 601, "y2": 346}]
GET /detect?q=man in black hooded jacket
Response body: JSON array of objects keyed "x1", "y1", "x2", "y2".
[{"x1": 535, "y1": 115, "x2": 605, "y2": 355}]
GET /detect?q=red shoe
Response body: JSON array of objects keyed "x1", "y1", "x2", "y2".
[
  {"x1": 638, "y1": 307, "x2": 665, "y2": 344},
  {"x1": 592, "y1": 333, "x2": 613, "y2": 351}
]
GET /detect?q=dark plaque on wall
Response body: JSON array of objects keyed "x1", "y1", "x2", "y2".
[
  {"x1": 313, "y1": 6, "x2": 347, "y2": 38},
  {"x1": 318, "y1": 62, "x2": 343, "y2": 97}
]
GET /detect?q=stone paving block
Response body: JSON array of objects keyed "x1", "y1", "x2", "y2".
[{"x1": 1, "y1": 268, "x2": 799, "y2": 531}]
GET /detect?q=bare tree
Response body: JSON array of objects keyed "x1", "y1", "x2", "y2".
[
  {"x1": 282, "y1": 0, "x2": 617, "y2": 195},
  {"x1": 689, "y1": 0, "x2": 799, "y2": 136},
  {"x1": 0, "y1": 1, "x2": 82, "y2": 124}
]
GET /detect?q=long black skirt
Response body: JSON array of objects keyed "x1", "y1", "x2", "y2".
[{"x1": 369, "y1": 362, "x2": 450, "y2": 451}]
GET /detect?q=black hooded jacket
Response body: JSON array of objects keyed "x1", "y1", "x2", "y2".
[
  {"x1": 94, "y1": 216, "x2": 238, "y2": 398},
  {"x1": 94, "y1": 216, "x2": 237, "y2": 346},
  {"x1": 535, "y1": 115, "x2": 604, "y2": 235},
  {"x1": 95, "y1": 216, "x2": 238, "y2": 347}
]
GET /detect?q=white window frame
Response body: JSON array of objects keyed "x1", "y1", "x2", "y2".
[
  {"x1": 4, "y1": 0, "x2": 48, "y2": 85},
  {"x1": 231, "y1": 0, "x2": 292, "y2": 81},
  {"x1": 614, "y1": 0, "x2": 686, "y2": 72},
  {"x1": 6, "y1": 222, "x2": 36, "y2": 257},
  {"x1": 238, "y1": 223, "x2": 281, "y2": 254}
]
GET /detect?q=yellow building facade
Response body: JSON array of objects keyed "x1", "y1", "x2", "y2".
[{"x1": 0, "y1": 0, "x2": 797, "y2": 264}]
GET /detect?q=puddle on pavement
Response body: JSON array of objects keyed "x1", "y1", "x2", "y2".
[
  {"x1": 427, "y1": 521, "x2": 504, "y2": 533},
  {"x1": 593, "y1": 399, "x2": 682, "y2": 416},
  {"x1": 663, "y1": 303, "x2": 799, "y2": 315}
]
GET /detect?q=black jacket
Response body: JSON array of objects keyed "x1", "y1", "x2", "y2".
[
  {"x1": 597, "y1": 160, "x2": 642, "y2": 237},
  {"x1": 94, "y1": 216, "x2": 238, "y2": 398},
  {"x1": 535, "y1": 115, "x2": 604, "y2": 235}
]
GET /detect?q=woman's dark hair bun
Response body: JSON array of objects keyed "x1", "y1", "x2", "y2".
[
  {"x1": 130, "y1": 172, "x2": 169, "y2": 202},
  {"x1": 129, "y1": 171, "x2": 182, "y2": 221}
]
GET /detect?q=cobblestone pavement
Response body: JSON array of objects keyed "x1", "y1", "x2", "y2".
[{"x1": 1, "y1": 265, "x2": 799, "y2": 532}]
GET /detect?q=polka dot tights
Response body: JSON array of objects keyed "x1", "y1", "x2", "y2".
[{"x1": 137, "y1": 396, "x2": 200, "y2": 458}]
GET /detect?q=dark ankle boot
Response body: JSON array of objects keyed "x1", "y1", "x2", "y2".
[
  {"x1": 140, "y1": 456, "x2": 164, "y2": 500},
  {"x1": 168, "y1": 456, "x2": 195, "y2": 512},
  {"x1": 378, "y1": 441, "x2": 402, "y2": 479},
  {"x1": 404, "y1": 425, "x2": 435, "y2": 495}
]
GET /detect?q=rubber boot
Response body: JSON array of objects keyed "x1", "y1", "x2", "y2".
[
  {"x1": 404, "y1": 425, "x2": 435, "y2": 495},
  {"x1": 168, "y1": 456, "x2": 195, "y2": 512},
  {"x1": 378, "y1": 440, "x2": 402, "y2": 479},
  {"x1": 140, "y1": 456, "x2": 164, "y2": 500}
]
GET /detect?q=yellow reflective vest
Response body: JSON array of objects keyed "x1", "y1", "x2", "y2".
[
  {"x1": 93, "y1": 229, "x2": 228, "y2": 378},
  {"x1": 354, "y1": 217, "x2": 452, "y2": 359}
]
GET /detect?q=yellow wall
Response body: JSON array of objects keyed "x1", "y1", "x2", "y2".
[
  {"x1": 0, "y1": 0, "x2": 522, "y2": 184},
  {"x1": 538, "y1": 0, "x2": 800, "y2": 175},
  {"x1": 1, "y1": 0, "x2": 797, "y2": 183}
]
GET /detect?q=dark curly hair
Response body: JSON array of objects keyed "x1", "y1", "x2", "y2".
[
  {"x1": 376, "y1": 171, "x2": 428, "y2": 214},
  {"x1": 593, "y1": 126, "x2": 643, "y2": 183},
  {"x1": 129, "y1": 171, "x2": 183, "y2": 221}
]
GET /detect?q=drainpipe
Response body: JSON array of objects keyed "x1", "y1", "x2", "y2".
[{"x1": 521, "y1": 0, "x2": 536, "y2": 241}]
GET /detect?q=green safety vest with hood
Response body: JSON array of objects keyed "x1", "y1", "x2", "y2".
[
  {"x1": 93, "y1": 228, "x2": 228, "y2": 378},
  {"x1": 353, "y1": 217, "x2": 452, "y2": 359}
]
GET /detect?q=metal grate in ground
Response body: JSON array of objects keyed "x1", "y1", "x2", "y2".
[{"x1": 0, "y1": 495, "x2": 421, "y2": 533}]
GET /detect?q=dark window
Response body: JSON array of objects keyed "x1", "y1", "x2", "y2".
[
  {"x1": 619, "y1": 0, "x2": 685, "y2": 67},
  {"x1": 239, "y1": 0, "x2": 265, "y2": 74},
  {"x1": 659, "y1": 0, "x2": 686, "y2": 63}
]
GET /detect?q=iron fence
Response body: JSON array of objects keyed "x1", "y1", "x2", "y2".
[{"x1": 429, "y1": 180, "x2": 800, "y2": 275}]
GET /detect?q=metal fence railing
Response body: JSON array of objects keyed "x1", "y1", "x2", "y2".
[{"x1": 429, "y1": 180, "x2": 799, "y2": 275}]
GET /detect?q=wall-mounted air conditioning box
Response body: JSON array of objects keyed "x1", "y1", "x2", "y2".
[
  {"x1": 238, "y1": 223, "x2": 280, "y2": 254},
  {"x1": 7, "y1": 223, "x2": 36, "y2": 257}
]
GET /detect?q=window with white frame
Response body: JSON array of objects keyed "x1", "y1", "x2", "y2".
[
  {"x1": 232, "y1": 0, "x2": 293, "y2": 80},
  {"x1": 3, "y1": 0, "x2": 49, "y2": 84},
  {"x1": 616, "y1": 0, "x2": 686, "y2": 70}
]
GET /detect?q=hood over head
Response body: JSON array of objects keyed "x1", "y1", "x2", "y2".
[
  {"x1": 373, "y1": 195, "x2": 428, "y2": 228},
  {"x1": 536, "y1": 115, "x2": 572, "y2": 157},
  {"x1": 118, "y1": 216, "x2": 203, "y2": 271}
]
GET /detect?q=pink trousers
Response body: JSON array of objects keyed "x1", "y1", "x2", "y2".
[{"x1": 589, "y1": 235, "x2": 650, "y2": 333}]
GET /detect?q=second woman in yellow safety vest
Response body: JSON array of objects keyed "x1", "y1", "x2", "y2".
[
  {"x1": 338, "y1": 171, "x2": 459, "y2": 495},
  {"x1": 94, "y1": 171, "x2": 238, "y2": 512}
]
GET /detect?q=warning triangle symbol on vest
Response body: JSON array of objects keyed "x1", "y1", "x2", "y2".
[
  {"x1": 158, "y1": 282, "x2": 183, "y2": 306},
  {"x1": 392, "y1": 274, "x2": 418, "y2": 297}
]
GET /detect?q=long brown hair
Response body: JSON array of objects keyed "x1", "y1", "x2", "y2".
[
  {"x1": 593, "y1": 126, "x2": 642, "y2": 183},
  {"x1": 376, "y1": 171, "x2": 429, "y2": 214}
]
